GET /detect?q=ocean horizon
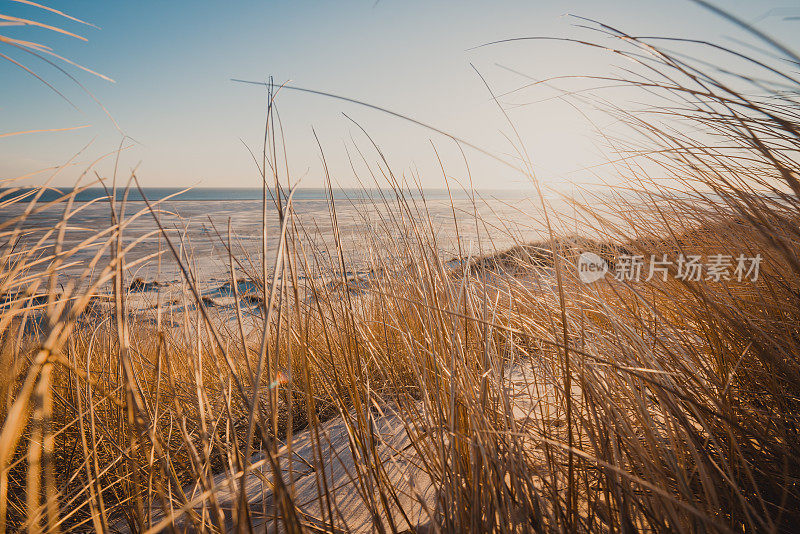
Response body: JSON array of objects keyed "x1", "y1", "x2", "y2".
[
  {"x1": 1, "y1": 186, "x2": 536, "y2": 203},
  {"x1": 3, "y1": 185, "x2": 558, "y2": 280}
]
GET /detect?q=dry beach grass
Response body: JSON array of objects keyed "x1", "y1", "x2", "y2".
[{"x1": 3, "y1": 4, "x2": 800, "y2": 533}]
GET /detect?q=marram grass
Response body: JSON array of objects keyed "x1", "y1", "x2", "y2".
[{"x1": 3, "y1": 11, "x2": 800, "y2": 534}]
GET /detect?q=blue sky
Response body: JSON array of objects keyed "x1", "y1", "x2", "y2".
[{"x1": 2, "y1": 1, "x2": 799, "y2": 190}]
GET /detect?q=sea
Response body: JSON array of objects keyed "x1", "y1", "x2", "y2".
[{"x1": 2, "y1": 187, "x2": 577, "y2": 282}]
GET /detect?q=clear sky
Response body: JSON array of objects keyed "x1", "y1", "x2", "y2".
[{"x1": 1, "y1": 1, "x2": 798, "y2": 190}]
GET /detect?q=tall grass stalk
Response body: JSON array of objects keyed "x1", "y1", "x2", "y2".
[{"x1": 2, "y1": 12, "x2": 800, "y2": 533}]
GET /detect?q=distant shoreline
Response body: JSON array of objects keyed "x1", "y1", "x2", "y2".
[{"x1": 1, "y1": 187, "x2": 537, "y2": 203}]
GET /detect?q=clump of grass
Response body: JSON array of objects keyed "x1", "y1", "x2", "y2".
[{"x1": 3, "y1": 8, "x2": 800, "y2": 534}]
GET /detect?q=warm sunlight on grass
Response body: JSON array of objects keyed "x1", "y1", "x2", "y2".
[{"x1": 2, "y1": 4, "x2": 800, "y2": 534}]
